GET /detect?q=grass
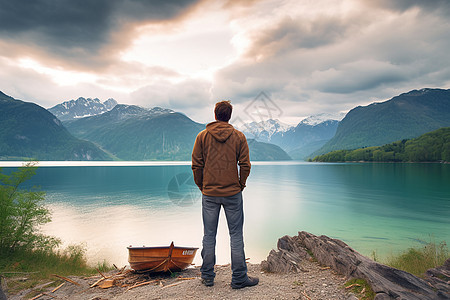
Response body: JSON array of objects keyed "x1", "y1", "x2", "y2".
[
  {"x1": 0, "y1": 244, "x2": 113, "y2": 295},
  {"x1": 348, "y1": 240, "x2": 448, "y2": 300},
  {"x1": 345, "y1": 278, "x2": 375, "y2": 300},
  {"x1": 384, "y1": 240, "x2": 449, "y2": 278},
  {"x1": 305, "y1": 249, "x2": 318, "y2": 262}
]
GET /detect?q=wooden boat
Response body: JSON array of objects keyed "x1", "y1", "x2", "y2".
[{"x1": 127, "y1": 242, "x2": 198, "y2": 273}]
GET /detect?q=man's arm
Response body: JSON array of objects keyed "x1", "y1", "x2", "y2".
[
  {"x1": 191, "y1": 133, "x2": 204, "y2": 191},
  {"x1": 238, "y1": 135, "x2": 251, "y2": 190}
]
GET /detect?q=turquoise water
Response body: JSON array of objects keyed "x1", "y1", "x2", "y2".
[{"x1": 6, "y1": 162, "x2": 450, "y2": 266}]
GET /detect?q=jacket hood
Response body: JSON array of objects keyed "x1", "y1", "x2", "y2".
[{"x1": 206, "y1": 121, "x2": 234, "y2": 142}]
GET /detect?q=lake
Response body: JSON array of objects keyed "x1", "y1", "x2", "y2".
[{"x1": 2, "y1": 161, "x2": 449, "y2": 266}]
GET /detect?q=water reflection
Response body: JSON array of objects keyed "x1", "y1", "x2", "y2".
[{"x1": 9, "y1": 162, "x2": 449, "y2": 266}]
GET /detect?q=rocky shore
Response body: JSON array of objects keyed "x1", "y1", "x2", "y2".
[
  {"x1": 3, "y1": 231, "x2": 449, "y2": 300},
  {"x1": 262, "y1": 231, "x2": 449, "y2": 300},
  {"x1": 7, "y1": 262, "x2": 355, "y2": 300}
]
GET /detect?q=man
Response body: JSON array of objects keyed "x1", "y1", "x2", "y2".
[{"x1": 191, "y1": 101, "x2": 259, "y2": 289}]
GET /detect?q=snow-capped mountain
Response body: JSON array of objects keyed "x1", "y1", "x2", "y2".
[
  {"x1": 148, "y1": 106, "x2": 175, "y2": 115},
  {"x1": 48, "y1": 97, "x2": 118, "y2": 121},
  {"x1": 235, "y1": 113, "x2": 346, "y2": 160},
  {"x1": 236, "y1": 113, "x2": 345, "y2": 144},
  {"x1": 300, "y1": 112, "x2": 346, "y2": 126},
  {"x1": 63, "y1": 105, "x2": 290, "y2": 161},
  {"x1": 103, "y1": 98, "x2": 117, "y2": 110},
  {"x1": 235, "y1": 119, "x2": 293, "y2": 141},
  {"x1": 104, "y1": 104, "x2": 175, "y2": 121},
  {"x1": 270, "y1": 113, "x2": 345, "y2": 157}
]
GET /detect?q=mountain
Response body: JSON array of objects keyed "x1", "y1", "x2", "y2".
[
  {"x1": 298, "y1": 112, "x2": 346, "y2": 126},
  {"x1": 315, "y1": 88, "x2": 450, "y2": 156},
  {"x1": 288, "y1": 139, "x2": 331, "y2": 160},
  {"x1": 248, "y1": 139, "x2": 292, "y2": 161},
  {"x1": 272, "y1": 119, "x2": 341, "y2": 153},
  {"x1": 63, "y1": 104, "x2": 174, "y2": 137},
  {"x1": 237, "y1": 114, "x2": 344, "y2": 160},
  {"x1": 313, "y1": 127, "x2": 450, "y2": 162},
  {"x1": 236, "y1": 119, "x2": 292, "y2": 142},
  {"x1": 0, "y1": 91, "x2": 111, "y2": 160},
  {"x1": 48, "y1": 97, "x2": 118, "y2": 121},
  {"x1": 281, "y1": 119, "x2": 341, "y2": 160},
  {"x1": 65, "y1": 105, "x2": 292, "y2": 161},
  {"x1": 64, "y1": 105, "x2": 195, "y2": 160}
]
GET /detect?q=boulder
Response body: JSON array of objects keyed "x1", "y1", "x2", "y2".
[
  {"x1": 262, "y1": 231, "x2": 449, "y2": 300},
  {"x1": 261, "y1": 235, "x2": 310, "y2": 273},
  {"x1": 425, "y1": 258, "x2": 450, "y2": 293}
]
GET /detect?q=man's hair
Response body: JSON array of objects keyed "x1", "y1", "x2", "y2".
[{"x1": 215, "y1": 101, "x2": 233, "y2": 122}]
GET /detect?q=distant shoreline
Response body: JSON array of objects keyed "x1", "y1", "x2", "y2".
[
  {"x1": 312, "y1": 160, "x2": 449, "y2": 164},
  {"x1": 2, "y1": 160, "x2": 448, "y2": 168},
  {"x1": 0, "y1": 160, "x2": 305, "y2": 167}
]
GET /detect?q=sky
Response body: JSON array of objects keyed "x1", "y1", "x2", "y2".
[{"x1": 1, "y1": 0, "x2": 450, "y2": 125}]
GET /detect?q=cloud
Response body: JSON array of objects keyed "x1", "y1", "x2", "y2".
[
  {"x1": 212, "y1": 62, "x2": 286, "y2": 104},
  {"x1": 131, "y1": 78, "x2": 212, "y2": 109},
  {"x1": 2, "y1": 0, "x2": 450, "y2": 125},
  {"x1": 0, "y1": 0, "x2": 201, "y2": 70},
  {"x1": 97, "y1": 62, "x2": 182, "y2": 92},
  {"x1": 130, "y1": 78, "x2": 216, "y2": 123},
  {"x1": 245, "y1": 15, "x2": 357, "y2": 59},
  {"x1": 362, "y1": 0, "x2": 450, "y2": 15},
  {"x1": 0, "y1": 57, "x2": 128, "y2": 108},
  {"x1": 209, "y1": 0, "x2": 450, "y2": 121},
  {"x1": 309, "y1": 60, "x2": 408, "y2": 94}
]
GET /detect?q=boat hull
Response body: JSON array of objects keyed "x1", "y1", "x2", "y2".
[{"x1": 127, "y1": 242, "x2": 198, "y2": 273}]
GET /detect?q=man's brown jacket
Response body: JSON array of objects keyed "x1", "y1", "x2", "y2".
[{"x1": 191, "y1": 121, "x2": 251, "y2": 197}]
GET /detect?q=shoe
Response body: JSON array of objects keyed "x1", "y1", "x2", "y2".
[
  {"x1": 231, "y1": 276, "x2": 259, "y2": 289},
  {"x1": 201, "y1": 278, "x2": 214, "y2": 287}
]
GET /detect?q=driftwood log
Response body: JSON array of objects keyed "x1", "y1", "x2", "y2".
[{"x1": 261, "y1": 231, "x2": 449, "y2": 300}]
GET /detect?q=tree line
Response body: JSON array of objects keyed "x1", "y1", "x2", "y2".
[{"x1": 312, "y1": 127, "x2": 450, "y2": 163}]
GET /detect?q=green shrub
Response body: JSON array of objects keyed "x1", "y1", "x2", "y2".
[
  {"x1": 0, "y1": 162, "x2": 60, "y2": 254},
  {"x1": 0, "y1": 163, "x2": 114, "y2": 296}
]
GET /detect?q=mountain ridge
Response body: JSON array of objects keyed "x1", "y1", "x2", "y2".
[
  {"x1": 48, "y1": 97, "x2": 118, "y2": 121},
  {"x1": 314, "y1": 88, "x2": 450, "y2": 156},
  {"x1": 3, "y1": 87, "x2": 450, "y2": 161},
  {"x1": 237, "y1": 114, "x2": 343, "y2": 159},
  {"x1": 0, "y1": 92, "x2": 111, "y2": 160},
  {"x1": 64, "y1": 105, "x2": 291, "y2": 161},
  {"x1": 236, "y1": 118, "x2": 293, "y2": 141},
  {"x1": 313, "y1": 127, "x2": 450, "y2": 162}
]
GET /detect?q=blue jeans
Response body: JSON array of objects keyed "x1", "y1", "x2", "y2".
[{"x1": 200, "y1": 191, "x2": 248, "y2": 284}]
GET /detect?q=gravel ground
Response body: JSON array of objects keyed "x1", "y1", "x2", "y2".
[{"x1": 8, "y1": 260, "x2": 357, "y2": 300}]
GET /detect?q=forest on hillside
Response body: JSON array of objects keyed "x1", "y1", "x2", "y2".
[{"x1": 312, "y1": 127, "x2": 450, "y2": 163}]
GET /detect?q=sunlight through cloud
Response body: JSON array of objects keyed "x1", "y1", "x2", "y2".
[{"x1": 18, "y1": 58, "x2": 98, "y2": 86}]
